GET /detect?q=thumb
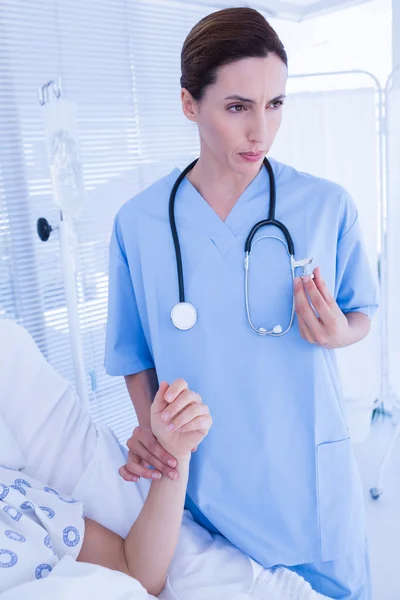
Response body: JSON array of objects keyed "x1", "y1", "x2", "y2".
[{"x1": 153, "y1": 381, "x2": 169, "y2": 413}]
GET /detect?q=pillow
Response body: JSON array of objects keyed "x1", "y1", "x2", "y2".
[{"x1": 0, "y1": 319, "x2": 97, "y2": 494}]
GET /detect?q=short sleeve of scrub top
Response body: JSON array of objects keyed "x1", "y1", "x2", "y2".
[
  {"x1": 105, "y1": 215, "x2": 154, "y2": 376},
  {"x1": 335, "y1": 192, "x2": 379, "y2": 320}
]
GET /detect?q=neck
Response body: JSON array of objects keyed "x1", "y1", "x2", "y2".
[{"x1": 186, "y1": 150, "x2": 261, "y2": 221}]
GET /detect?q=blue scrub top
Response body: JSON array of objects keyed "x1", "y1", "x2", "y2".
[{"x1": 105, "y1": 159, "x2": 379, "y2": 568}]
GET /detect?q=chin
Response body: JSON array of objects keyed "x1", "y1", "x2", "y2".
[{"x1": 232, "y1": 158, "x2": 263, "y2": 175}]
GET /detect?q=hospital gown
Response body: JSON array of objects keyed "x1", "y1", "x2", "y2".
[{"x1": 0, "y1": 465, "x2": 84, "y2": 593}]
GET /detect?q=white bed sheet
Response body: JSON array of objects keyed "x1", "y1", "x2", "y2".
[{"x1": 1, "y1": 555, "x2": 158, "y2": 600}]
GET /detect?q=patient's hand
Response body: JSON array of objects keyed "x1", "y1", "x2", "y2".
[{"x1": 151, "y1": 380, "x2": 212, "y2": 461}]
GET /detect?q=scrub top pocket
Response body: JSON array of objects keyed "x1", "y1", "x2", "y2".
[{"x1": 317, "y1": 438, "x2": 365, "y2": 562}]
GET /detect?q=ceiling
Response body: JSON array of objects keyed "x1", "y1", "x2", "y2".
[{"x1": 193, "y1": 0, "x2": 372, "y2": 21}]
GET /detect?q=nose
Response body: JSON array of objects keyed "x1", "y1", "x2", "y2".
[{"x1": 247, "y1": 111, "x2": 268, "y2": 147}]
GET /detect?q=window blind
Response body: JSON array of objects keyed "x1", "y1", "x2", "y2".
[{"x1": 0, "y1": 0, "x2": 211, "y2": 442}]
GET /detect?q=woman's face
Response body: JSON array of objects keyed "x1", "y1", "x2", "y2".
[{"x1": 182, "y1": 54, "x2": 288, "y2": 175}]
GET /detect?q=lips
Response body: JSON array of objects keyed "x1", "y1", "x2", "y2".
[{"x1": 239, "y1": 151, "x2": 265, "y2": 162}]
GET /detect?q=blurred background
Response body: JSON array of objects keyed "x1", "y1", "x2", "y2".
[{"x1": 0, "y1": 1, "x2": 399, "y2": 595}]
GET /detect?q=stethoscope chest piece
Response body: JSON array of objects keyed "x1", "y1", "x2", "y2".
[{"x1": 170, "y1": 302, "x2": 198, "y2": 330}]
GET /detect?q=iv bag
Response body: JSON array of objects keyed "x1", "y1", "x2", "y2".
[{"x1": 43, "y1": 98, "x2": 86, "y2": 219}]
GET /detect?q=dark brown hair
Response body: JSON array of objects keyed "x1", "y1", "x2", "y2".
[{"x1": 181, "y1": 7, "x2": 287, "y2": 101}]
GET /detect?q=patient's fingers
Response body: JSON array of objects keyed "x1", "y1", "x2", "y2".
[
  {"x1": 176, "y1": 414, "x2": 213, "y2": 435},
  {"x1": 152, "y1": 381, "x2": 170, "y2": 414},
  {"x1": 161, "y1": 389, "x2": 202, "y2": 422},
  {"x1": 170, "y1": 404, "x2": 210, "y2": 432},
  {"x1": 164, "y1": 378, "x2": 189, "y2": 403}
]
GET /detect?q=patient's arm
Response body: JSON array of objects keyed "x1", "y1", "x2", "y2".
[
  {"x1": 77, "y1": 380, "x2": 211, "y2": 597},
  {"x1": 79, "y1": 458, "x2": 189, "y2": 595}
]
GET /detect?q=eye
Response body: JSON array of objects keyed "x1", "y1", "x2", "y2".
[
  {"x1": 227, "y1": 104, "x2": 246, "y2": 113},
  {"x1": 269, "y1": 100, "x2": 284, "y2": 109}
]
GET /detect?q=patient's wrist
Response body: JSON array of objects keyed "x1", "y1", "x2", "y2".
[
  {"x1": 176, "y1": 453, "x2": 191, "y2": 466},
  {"x1": 154, "y1": 437, "x2": 192, "y2": 466},
  {"x1": 163, "y1": 450, "x2": 190, "y2": 466}
]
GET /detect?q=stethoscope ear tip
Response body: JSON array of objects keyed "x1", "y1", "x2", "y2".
[{"x1": 258, "y1": 324, "x2": 282, "y2": 335}]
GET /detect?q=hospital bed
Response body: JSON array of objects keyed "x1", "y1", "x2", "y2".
[{"x1": 0, "y1": 319, "x2": 329, "y2": 600}]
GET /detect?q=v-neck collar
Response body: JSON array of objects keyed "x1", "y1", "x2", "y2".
[{"x1": 166, "y1": 160, "x2": 276, "y2": 258}]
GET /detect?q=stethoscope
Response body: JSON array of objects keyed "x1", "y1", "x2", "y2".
[{"x1": 169, "y1": 157, "x2": 313, "y2": 335}]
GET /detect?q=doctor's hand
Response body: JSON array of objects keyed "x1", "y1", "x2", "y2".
[
  {"x1": 119, "y1": 379, "x2": 202, "y2": 483},
  {"x1": 294, "y1": 267, "x2": 353, "y2": 350},
  {"x1": 151, "y1": 380, "x2": 212, "y2": 462},
  {"x1": 119, "y1": 426, "x2": 180, "y2": 483}
]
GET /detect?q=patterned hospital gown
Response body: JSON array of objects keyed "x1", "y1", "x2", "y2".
[{"x1": 0, "y1": 465, "x2": 84, "y2": 593}]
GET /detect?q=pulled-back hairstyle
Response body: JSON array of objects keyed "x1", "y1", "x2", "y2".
[{"x1": 181, "y1": 7, "x2": 287, "y2": 101}]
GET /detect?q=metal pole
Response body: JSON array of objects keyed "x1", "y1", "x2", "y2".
[
  {"x1": 369, "y1": 67, "x2": 400, "y2": 499},
  {"x1": 38, "y1": 78, "x2": 89, "y2": 408},
  {"x1": 58, "y1": 217, "x2": 89, "y2": 408}
]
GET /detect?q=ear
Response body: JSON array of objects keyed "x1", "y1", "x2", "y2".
[{"x1": 181, "y1": 88, "x2": 198, "y2": 123}]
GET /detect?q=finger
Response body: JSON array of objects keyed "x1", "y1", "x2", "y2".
[
  {"x1": 142, "y1": 434, "x2": 177, "y2": 469},
  {"x1": 161, "y1": 389, "x2": 202, "y2": 422},
  {"x1": 164, "y1": 378, "x2": 189, "y2": 403},
  {"x1": 126, "y1": 433, "x2": 178, "y2": 473},
  {"x1": 170, "y1": 404, "x2": 210, "y2": 432},
  {"x1": 126, "y1": 438, "x2": 153, "y2": 462},
  {"x1": 137, "y1": 442, "x2": 179, "y2": 480},
  {"x1": 176, "y1": 414, "x2": 213, "y2": 435},
  {"x1": 126, "y1": 461, "x2": 161, "y2": 480},
  {"x1": 127, "y1": 431, "x2": 145, "y2": 453},
  {"x1": 118, "y1": 465, "x2": 139, "y2": 483},
  {"x1": 192, "y1": 446, "x2": 198, "y2": 452},
  {"x1": 297, "y1": 313, "x2": 315, "y2": 344},
  {"x1": 302, "y1": 276, "x2": 336, "y2": 327},
  {"x1": 126, "y1": 453, "x2": 162, "y2": 480},
  {"x1": 294, "y1": 277, "x2": 324, "y2": 337},
  {"x1": 313, "y1": 267, "x2": 336, "y2": 308},
  {"x1": 153, "y1": 381, "x2": 170, "y2": 413},
  {"x1": 126, "y1": 426, "x2": 152, "y2": 453}
]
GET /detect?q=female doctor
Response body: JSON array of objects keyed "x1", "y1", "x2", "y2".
[{"x1": 105, "y1": 8, "x2": 378, "y2": 600}]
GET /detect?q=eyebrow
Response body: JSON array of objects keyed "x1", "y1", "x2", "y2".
[{"x1": 224, "y1": 94, "x2": 286, "y2": 104}]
